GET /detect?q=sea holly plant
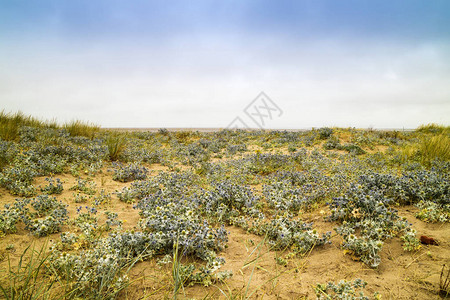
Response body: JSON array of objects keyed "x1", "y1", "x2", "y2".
[
  {"x1": 112, "y1": 162, "x2": 149, "y2": 182},
  {"x1": 415, "y1": 200, "x2": 449, "y2": 223},
  {"x1": 48, "y1": 191, "x2": 231, "y2": 298},
  {"x1": 25, "y1": 195, "x2": 69, "y2": 236},
  {"x1": 0, "y1": 163, "x2": 37, "y2": 197},
  {"x1": 103, "y1": 211, "x2": 122, "y2": 231},
  {"x1": 337, "y1": 228, "x2": 384, "y2": 268},
  {"x1": 0, "y1": 198, "x2": 30, "y2": 235},
  {"x1": 30, "y1": 194, "x2": 65, "y2": 217},
  {"x1": 328, "y1": 181, "x2": 420, "y2": 267},
  {"x1": 262, "y1": 180, "x2": 320, "y2": 213},
  {"x1": 93, "y1": 189, "x2": 112, "y2": 206},
  {"x1": 73, "y1": 192, "x2": 90, "y2": 203},
  {"x1": 359, "y1": 169, "x2": 450, "y2": 206},
  {"x1": 401, "y1": 227, "x2": 421, "y2": 251},
  {"x1": 250, "y1": 213, "x2": 331, "y2": 254},
  {"x1": 70, "y1": 178, "x2": 97, "y2": 195},
  {"x1": 314, "y1": 278, "x2": 381, "y2": 300},
  {"x1": 0, "y1": 195, "x2": 68, "y2": 237},
  {"x1": 136, "y1": 194, "x2": 228, "y2": 261},
  {"x1": 202, "y1": 180, "x2": 260, "y2": 223},
  {"x1": 116, "y1": 170, "x2": 198, "y2": 203},
  {"x1": 40, "y1": 177, "x2": 63, "y2": 195}
]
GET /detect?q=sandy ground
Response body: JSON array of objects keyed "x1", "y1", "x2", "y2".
[{"x1": 0, "y1": 163, "x2": 448, "y2": 299}]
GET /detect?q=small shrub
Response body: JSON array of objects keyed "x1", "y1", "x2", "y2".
[
  {"x1": 328, "y1": 183, "x2": 417, "y2": 267},
  {"x1": 204, "y1": 180, "x2": 259, "y2": 223},
  {"x1": 73, "y1": 192, "x2": 90, "y2": 203},
  {"x1": 341, "y1": 233, "x2": 383, "y2": 268},
  {"x1": 323, "y1": 136, "x2": 340, "y2": 150},
  {"x1": 339, "y1": 143, "x2": 366, "y2": 155},
  {"x1": 251, "y1": 215, "x2": 331, "y2": 254},
  {"x1": 25, "y1": 195, "x2": 68, "y2": 236},
  {"x1": 318, "y1": 127, "x2": 333, "y2": 139}
]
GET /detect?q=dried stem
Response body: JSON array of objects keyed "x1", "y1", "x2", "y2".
[{"x1": 440, "y1": 264, "x2": 450, "y2": 298}]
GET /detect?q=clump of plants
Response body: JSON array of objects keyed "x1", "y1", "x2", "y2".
[
  {"x1": 0, "y1": 198, "x2": 30, "y2": 235},
  {"x1": 415, "y1": 201, "x2": 449, "y2": 223},
  {"x1": 248, "y1": 214, "x2": 331, "y2": 254},
  {"x1": 64, "y1": 120, "x2": 100, "y2": 139},
  {"x1": 0, "y1": 195, "x2": 68, "y2": 237},
  {"x1": 170, "y1": 242, "x2": 233, "y2": 291},
  {"x1": 359, "y1": 169, "x2": 449, "y2": 206},
  {"x1": 318, "y1": 127, "x2": 334, "y2": 139},
  {"x1": 93, "y1": 189, "x2": 112, "y2": 206},
  {"x1": 25, "y1": 195, "x2": 69, "y2": 236},
  {"x1": 70, "y1": 178, "x2": 97, "y2": 195},
  {"x1": 339, "y1": 143, "x2": 366, "y2": 155},
  {"x1": 116, "y1": 170, "x2": 197, "y2": 203},
  {"x1": 263, "y1": 178, "x2": 324, "y2": 213},
  {"x1": 136, "y1": 195, "x2": 228, "y2": 261},
  {"x1": 0, "y1": 140, "x2": 17, "y2": 170},
  {"x1": 40, "y1": 177, "x2": 63, "y2": 194},
  {"x1": 314, "y1": 278, "x2": 380, "y2": 299},
  {"x1": 48, "y1": 237, "x2": 139, "y2": 299},
  {"x1": 416, "y1": 123, "x2": 449, "y2": 134},
  {"x1": 400, "y1": 227, "x2": 421, "y2": 251},
  {"x1": 0, "y1": 159, "x2": 37, "y2": 197},
  {"x1": 203, "y1": 180, "x2": 260, "y2": 223},
  {"x1": 416, "y1": 134, "x2": 450, "y2": 166},
  {"x1": 227, "y1": 143, "x2": 247, "y2": 155},
  {"x1": 323, "y1": 136, "x2": 341, "y2": 150},
  {"x1": 112, "y1": 162, "x2": 148, "y2": 182},
  {"x1": 246, "y1": 152, "x2": 291, "y2": 175},
  {"x1": 328, "y1": 182, "x2": 419, "y2": 267}
]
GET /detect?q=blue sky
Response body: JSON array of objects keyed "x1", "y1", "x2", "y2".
[{"x1": 1, "y1": 1, "x2": 449, "y2": 128}]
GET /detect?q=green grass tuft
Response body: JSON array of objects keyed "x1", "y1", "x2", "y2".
[
  {"x1": 416, "y1": 123, "x2": 450, "y2": 135},
  {"x1": 0, "y1": 111, "x2": 58, "y2": 141},
  {"x1": 0, "y1": 241, "x2": 54, "y2": 300},
  {"x1": 106, "y1": 133, "x2": 127, "y2": 161},
  {"x1": 418, "y1": 134, "x2": 450, "y2": 165},
  {"x1": 64, "y1": 120, "x2": 100, "y2": 139}
]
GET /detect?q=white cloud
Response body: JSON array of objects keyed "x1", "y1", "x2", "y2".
[{"x1": 0, "y1": 36, "x2": 449, "y2": 128}]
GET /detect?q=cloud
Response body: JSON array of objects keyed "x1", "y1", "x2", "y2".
[{"x1": 1, "y1": 33, "x2": 449, "y2": 128}]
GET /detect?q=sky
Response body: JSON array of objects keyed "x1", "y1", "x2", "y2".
[{"x1": 0, "y1": 0, "x2": 449, "y2": 129}]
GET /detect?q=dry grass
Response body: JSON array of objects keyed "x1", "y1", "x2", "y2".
[
  {"x1": 417, "y1": 134, "x2": 450, "y2": 165},
  {"x1": 398, "y1": 124, "x2": 450, "y2": 166},
  {"x1": 0, "y1": 111, "x2": 100, "y2": 141},
  {"x1": 417, "y1": 123, "x2": 450, "y2": 135},
  {"x1": 0, "y1": 111, "x2": 58, "y2": 141}
]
